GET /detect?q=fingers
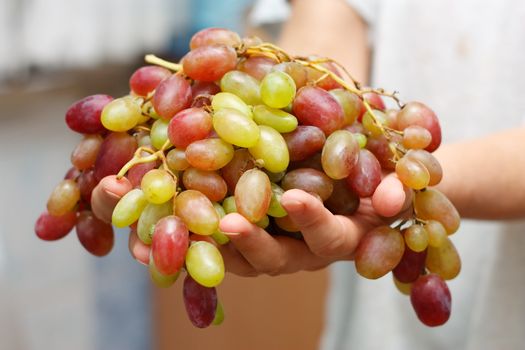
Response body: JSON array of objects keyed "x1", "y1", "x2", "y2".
[
  {"x1": 219, "y1": 213, "x2": 347, "y2": 276},
  {"x1": 281, "y1": 189, "x2": 366, "y2": 258},
  {"x1": 91, "y1": 175, "x2": 132, "y2": 223},
  {"x1": 128, "y1": 229, "x2": 150, "y2": 265},
  {"x1": 371, "y1": 173, "x2": 408, "y2": 217}
]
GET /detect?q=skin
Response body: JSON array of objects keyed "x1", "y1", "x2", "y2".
[{"x1": 101, "y1": 0, "x2": 525, "y2": 273}]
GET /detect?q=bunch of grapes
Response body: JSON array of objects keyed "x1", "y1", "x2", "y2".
[{"x1": 35, "y1": 28, "x2": 460, "y2": 328}]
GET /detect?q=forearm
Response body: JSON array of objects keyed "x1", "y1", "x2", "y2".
[
  {"x1": 278, "y1": 0, "x2": 370, "y2": 83},
  {"x1": 434, "y1": 127, "x2": 525, "y2": 220}
]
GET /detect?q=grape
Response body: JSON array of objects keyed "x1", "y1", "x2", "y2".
[
  {"x1": 393, "y1": 275, "x2": 412, "y2": 296},
  {"x1": 93, "y1": 132, "x2": 137, "y2": 181},
  {"x1": 149, "y1": 254, "x2": 180, "y2": 288},
  {"x1": 405, "y1": 149, "x2": 443, "y2": 186},
  {"x1": 220, "y1": 70, "x2": 261, "y2": 105},
  {"x1": 281, "y1": 168, "x2": 333, "y2": 201},
  {"x1": 167, "y1": 107, "x2": 212, "y2": 148},
  {"x1": 365, "y1": 135, "x2": 396, "y2": 170},
  {"x1": 402, "y1": 125, "x2": 432, "y2": 150},
  {"x1": 191, "y1": 81, "x2": 221, "y2": 97},
  {"x1": 271, "y1": 62, "x2": 308, "y2": 89},
  {"x1": 252, "y1": 105, "x2": 298, "y2": 133},
  {"x1": 183, "y1": 274, "x2": 218, "y2": 328},
  {"x1": 425, "y1": 220, "x2": 448, "y2": 247},
  {"x1": 64, "y1": 167, "x2": 81, "y2": 180},
  {"x1": 304, "y1": 59, "x2": 342, "y2": 90},
  {"x1": 362, "y1": 92, "x2": 386, "y2": 113},
  {"x1": 190, "y1": 27, "x2": 241, "y2": 49},
  {"x1": 76, "y1": 211, "x2": 114, "y2": 256},
  {"x1": 71, "y1": 134, "x2": 103, "y2": 170},
  {"x1": 248, "y1": 125, "x2": 289, "y2": 173},
  {"x1": 321, "y1": 130, "x2": 359, "y2": 179},
  {"x1": 403, "y1": 225, "x2": 429, "y2": 252},
  {"x1": 325, "y1": 180, "x2": 360, "y2": 216},
  {"x1": 77, "y1": 168, "x2": 98, "y2": 202},
  {"x1": 127, "y1": 158, "x2": 159, "y2": 188},
  {"x1": 183, "y1": 45, "x2": 237, "y2": 82},
  {"x1": 152, "y1": 74, "x2": 192, "y2": 120},
  {"x1": 211, "y1": 92, "x2": 252, "y2": 118},
  {"x1": 410, "y1": 274, "x2": 451, "y2": 327},
  {"x1": 274, "y1": 215, "x2": 300, "y2": 233},
  {"x1": 175, "y1": 190, "x2": 219, "y2": 235},
  {"x1": 238, "y1": 55, "x2": 277, "y2": 80},
  {"x1": 182, "y1": 168, "x2": 228, "y2": 202},
  {"x1": 283, "y1": 126, "x2": 326, "y2": 162},
  {"x1": 329, "y1": 89, "x2": 362, "y2": 126},
  {"x1": 221, "y1": 196, "x2": 237, "y2": 214},
  {"x1": 260, "y1": 71, "x2": 296, "y2": 109},
  {"x1": 353, "y1": 132, "x2": 367, "y2": 148},
  {"x1": 47, "y1": 179, "x2": 81, "y2": 216},
  {"x1": 426, "y1": 237, "x2": 461, "y2": 280},
  {"x1": 212, "y1": 301, "x2": 225, "y2": 325},
  {"x1": 212, "y1": 108, "x2": 260, "y2": 148},
  {"x1": 293, "y1": 86, "x2": 344, "y2": 135},
  {"x1": 211, "y1": 203, "x2": 230, "y2": 245},
  {"x1": 101, "y1": 97, "x2": 142, "y2": 132},
  {"x1": 220, "y1": 149, "x2": 255, "y2": 194},
  {"x1": 185, "y1": 138, "x2": 234, "y2": 171},
  {"x1": 185, "y1": 241, "x2": 225, "y2": 288},
  {"x1": 393, "y1": 247, "x2": 427, "y2": 283},
  {"x1": 150, "y1": 118, "x2": 170, "y2": 150},
  {"x1": 355, "y1": 226, "x2": 405, "y2": 279},
  {"x1": 65, "y1": 94, "x2": 113, "y2": 134},
  {"x1": 151, "y1": 215, "x2": 189, "y2": 275},
  {"x1": 137, "y1": 202, "x2": 173, "y2": 244},
  {"x1": 397, "y1": 101, "x2": 441, "y2": 152},
  {"x1": 129, "y1": 65, "x2": 172, "y2": 97},
  {"x1": 112, "y1": 188, "x2": 148, "y2": 228},
  {"x1": 234, "y1": 169, "x2": 272, "y2": 223},
  {"x1": 395, "y1": 156, "x2": 430, "y2": 190},
  {"x1": 267, "y1": 183, "x2": 287, "y2": 218},
  {"x1": 166, "y1": 148, "x2": 190, "y2": 171},
  {"x1": 140, "y1": 169, "x2": 176, "y2": 204},
  {"x1": 414, "y1": 189, "x2": 460, "y2": 234},
  {"x1": 35, "y1": 211, "x2": 77, "y2": 241},
  {"x1": 362, "y1": 109, "x2": 388, "y2": 137},
  {"x1": 346, "y1": 149, "x2": 382, "y2": 197}
]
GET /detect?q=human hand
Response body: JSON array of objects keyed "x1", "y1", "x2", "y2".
[{"x1": 218, "y1": 174, "x2": 411, "y2": 276}]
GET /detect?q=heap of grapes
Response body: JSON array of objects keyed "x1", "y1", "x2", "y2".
[{"x1": 35, "y1": 28, "x2": 461, "y2": 328}]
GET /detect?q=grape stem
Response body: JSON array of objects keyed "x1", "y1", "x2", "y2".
[
  {"x1": 144, "y1": 54, "x2": 182, "y2": 71},
  {"x1": 116, "y1": 141, "x2": 173, "y2": 179}
]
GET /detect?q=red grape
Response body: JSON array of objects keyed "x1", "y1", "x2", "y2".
[
  {"x1": 183, "y1": 274, "x2": 218, "y2": 328},
  {"x1": 35, "y1": 211, "x2": 77, "y2": 241},
  {"x1": 76, "y1": 211, "x2": 114, "y2": 256},
  {"x1": 293, "y1": 86, "x2": 344, "y2": 135},
  {"x1": 183, "y1": 45, "x2": 237, "y2": 82},
  {"x1": 151, "y1": 216, "x2": 189, "y2": 275},
  {"x1": 93, "y1": 132, "x2": 137, "y2": 181},
  {"x1": 65, "y1": 94, "x2": 113, "y2": 134},
  {"x1": 410, "y1": 274, "x2": 451, "y2": 327},
  {"x1": 190, "y1": 28, "x2": 241, "y2": 49},
  {"x1": 129, "y1": 66, "x2": 171, "y2": 97},
  {"x1": 168, "y1": 107, "x2": 212, "y2": 149},
  {"x1": 152, "y1": 74, "x2": 193, "y2": 120}
]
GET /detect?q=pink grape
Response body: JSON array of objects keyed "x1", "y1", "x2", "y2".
[
  {"x1": 65, "y1": 94, "x2": 113, "y2": 134},
  {"x1": 183, "y1": 45, "x2": 237, "y2": 82},
  {"x1": 152, "y1": 74, "x2": 193, "y2": 120},
  {"x1": 35, "y1": 211, "x2": 77, "y2": 241},
  {"x1": 234, "y1": 169, "x2": 272, "y2": 223},
  {"x1": 410, "y1": 274, "x2": 451, "y2": 327},
  {"x1": 93, "y1": 132, "x2": 137, "y2": 181},
  {"x1": 168, "y1": 107, "x2": 212, "y2": 148},
  {"x1": 76, "y1": 211, "x2": 114, "y2": 256},
  {"x1": 190, "y1": 27, "x2": 241, "y2": 49},
  {"x1": 71, "y1": 134, "x2": 103, "y2": 170},
  {"x1": 397, "y1": 101, "x2": 442, "y2": 152},
  {"x1": 346, "y1": 149, "x2": 382, "y2": 197},
  {"x1": 151, "y1": 215, "x2": 189, "y2": 275},
  {"x1": 238, "y1": 55, "x2": 277, "y2": 81},
  {"x1": 129, "y1": 66, "x2": 171, "y2": 97},
  {"x1": 283, "y1": 126, "x2": 326, "y2": 162}
]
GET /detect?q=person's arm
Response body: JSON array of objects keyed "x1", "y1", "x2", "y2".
[
  {"x1": 435, "y1": 127, "x2": 525, "y2": 220},
  {"x1": 279, "y1": 0, "x2": 370, "y2": 83}
]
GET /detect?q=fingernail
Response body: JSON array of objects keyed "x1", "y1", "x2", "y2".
[{"x1": 281, "y1": 199, "x2": 303, "y2": 211}]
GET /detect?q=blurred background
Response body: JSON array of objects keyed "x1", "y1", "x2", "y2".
[{"x1": 0, "y1": 0, "x2": 328, "y2": 349}]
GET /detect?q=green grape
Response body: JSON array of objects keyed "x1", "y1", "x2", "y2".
[
  {"x1": 403, "y1": 225, "x2": 429, "y2": 252},
  {"x1": 220, "y1": 70, "x2": 261, "y2": 105},
  {"x1": 185, "y1": 241, "x2": 225, "y2": 287},
  {"x1": 393, "y1": 275, "x2": 412, "y2": 296},
  {"x1": 141, "y1": 169, "x2": 176, "y2": 204},
  {"x1": 47, "y1": 179, "x2": 81, "y2": 216},
  {"x1": 267, "y1": 183, "x2": 287, "y2": 218},
  {"x1": 212, "y1": 301, "x2": 225, "y2": 326},
  {"x1": 175, "y1": 190, "x2": 219, "y2": 235},
  {"x1": 255, "y1": 214, "x2": 270, "y2": 229},
  {"x1": 213, "y1": 108, "x2": 260, "y2": 148},
  {"x1": 149, "y1": 253, "x2": 180, "y2": 288},
  {"x1": 150, "y1": 118, "x2": 171, "y2": 150},
  {"x1": 211, "y1": 92, "x2": 253, "y2": 118},
  {"x1": 248, "y1": 125, "x2": 289, "y2": 173},
  {"x1": 260, "y1": 71, "x2": 296, "y2": 109},
  {"x1": 112, "y1": 188, "x2": 148, "y2": 227},
  {"x1": 395, "y1": 156, "x2": 430, "y2": 190},
  {"x1": 211, "y1": 202, "x2": 230, "y2": 245},
  {"x1": 222, "y1": 196, "x2": 237, "y2": 214},
  {"x1": 101, "y1": 97, "x2": 142, "y2": 132},
  {"x1": 137, "y1": 202, "x2": 173, "y2": 244},
  {"x1": 425, "y1": 220, "x2": 448, "y2": 248},
  {"x1": 252, "y1": 105, "x2": 298, "y2": 133},
  {"x1": 321, "y1": 130, "x2": 359, "y2": 179},
  {"x1": 234, "y1": 169, "x2": 271, "y2": 223},
  {"x1": 354, "y1": 132, "x2": 367, "y2": 148},
  {"x1": 426, "y1": 236, "x2": 461, "y2": 280},
  {"x1": 362, "y1": 109, "x2": 388, "y2": 137}
]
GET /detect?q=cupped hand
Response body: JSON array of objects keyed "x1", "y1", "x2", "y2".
[{"x1": 218, "y1": 174, "x2": 411, "y2": 276}]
